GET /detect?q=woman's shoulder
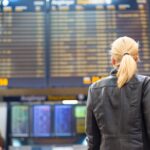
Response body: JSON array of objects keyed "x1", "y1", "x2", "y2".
[
  {"x1": 89, "y1": 74, "x2": 150, "y2": 89},
  {"x1": 90, "y1": 75, "x2": 117, "y2": 89},
  {"x1": 137, "y1": 74, "x2": 150, "y2": 88},
  {"x1": 135, "y1": 74, "x2": 150, "y2": 83}
]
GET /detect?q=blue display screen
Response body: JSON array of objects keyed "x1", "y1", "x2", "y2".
[
  {"x1": 54, "y1": 105, "x2": 73, "y2": 136},
  {"x1": 32, "y1": 105, "x2": 51, "y2": 137}
]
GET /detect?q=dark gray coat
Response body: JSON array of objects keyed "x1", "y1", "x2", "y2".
[{"x1": 86, "y1": 69, "x2": 150, "y2": 150}]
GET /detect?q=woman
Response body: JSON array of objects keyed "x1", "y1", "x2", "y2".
[{"x1": 86, "y1": 36, "x2": 150, "y2": 150}]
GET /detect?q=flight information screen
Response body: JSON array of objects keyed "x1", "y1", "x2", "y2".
[
  {"x1": 75, "y1": 106, "x2": 86, "y2": 118},
  {"x1": 76, "y1": 119, "x2": 85, "y2": 134},
  {"x1": 74, "y1": 105, "x2": 86, "y2": 133},
  {"x1": 54, "y1": 105, "x2": 74, "y2": 136},
  {"x1": 0, "y1": 0, "x2": 46, "y2": 88},
  {"x1": 11, "y1": 105, "x2": 29, "y2": 137},
  {"x1": 32, "y1": 105, "x2": 51, "y2": 137},
  {"x1": 49, "y1": 0, "x2": 150, "y2": 86}
]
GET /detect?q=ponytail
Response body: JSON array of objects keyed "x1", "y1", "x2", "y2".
[{"x1": 117, "y1": 54, "x2": 137, "y2": 88}]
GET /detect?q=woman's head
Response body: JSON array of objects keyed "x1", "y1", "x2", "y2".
[{"x1": 111, "y1": 36, "x2": 139, "y2": 88}]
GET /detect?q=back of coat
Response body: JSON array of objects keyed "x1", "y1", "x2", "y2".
[{"x1": 86, "y1": 72, "x2": 150, "y2": 150}]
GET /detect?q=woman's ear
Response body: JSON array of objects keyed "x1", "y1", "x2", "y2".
[
  {"x1": 111, "y1": 58, "x2": 116, "y2": 66},
  {"x1": 134, "y1": 55, "x2": 139, "y2": 62}
]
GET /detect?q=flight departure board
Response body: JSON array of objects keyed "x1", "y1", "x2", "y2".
[
  {"x1": 49, "y1": 0, "x2": 150, "y2": 87},
  {"x1": 0, "y1": 0, "x2": 46, "y2": 87},
  {"x1": 0, "y1": 0, "x2": 150, "y2": 87}
]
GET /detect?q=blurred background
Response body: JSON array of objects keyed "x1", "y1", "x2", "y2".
[{"x1": 0, "y1": 0, "x2": 150, "y2": 149}]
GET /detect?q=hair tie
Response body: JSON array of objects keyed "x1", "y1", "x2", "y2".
[{"x1": 123, "y1": 53, "x2": 129, "y2": 56}]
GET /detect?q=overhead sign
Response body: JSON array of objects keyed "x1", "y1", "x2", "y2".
[
  {"x1": 3, "y1": 96, "x2": 47, "y2": 102},
  {"x1": 21, "y1": 96, "x2": 47, "y2": 101}
]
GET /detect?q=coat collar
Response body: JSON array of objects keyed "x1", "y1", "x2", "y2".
[
  {"x1": 110, "y1": 68, "x2": 139, "y2": 84},
  {"x1": 110, "y1": 68, "x2": 118, "y2": 76}
]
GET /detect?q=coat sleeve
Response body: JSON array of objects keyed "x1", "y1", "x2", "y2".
[
  {"x1": 85, "y1": 86, "x2": 101, "y2": 150},
  {"x1": 142, "y1": 77, "x2": 150, "y2": 143}
]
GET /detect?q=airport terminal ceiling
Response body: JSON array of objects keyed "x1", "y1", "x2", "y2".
[{"x1": 0, "y1": 0, "x2": 149, "y2": 91}]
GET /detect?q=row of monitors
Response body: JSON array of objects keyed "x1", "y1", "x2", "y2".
[{"x1": 11, "y1": 104, "x2": 86, "y2": 137}]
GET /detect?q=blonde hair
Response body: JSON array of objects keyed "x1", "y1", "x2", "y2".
[{"x1": 111, "y1": 36, "x2": 139, "y2": 88}]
